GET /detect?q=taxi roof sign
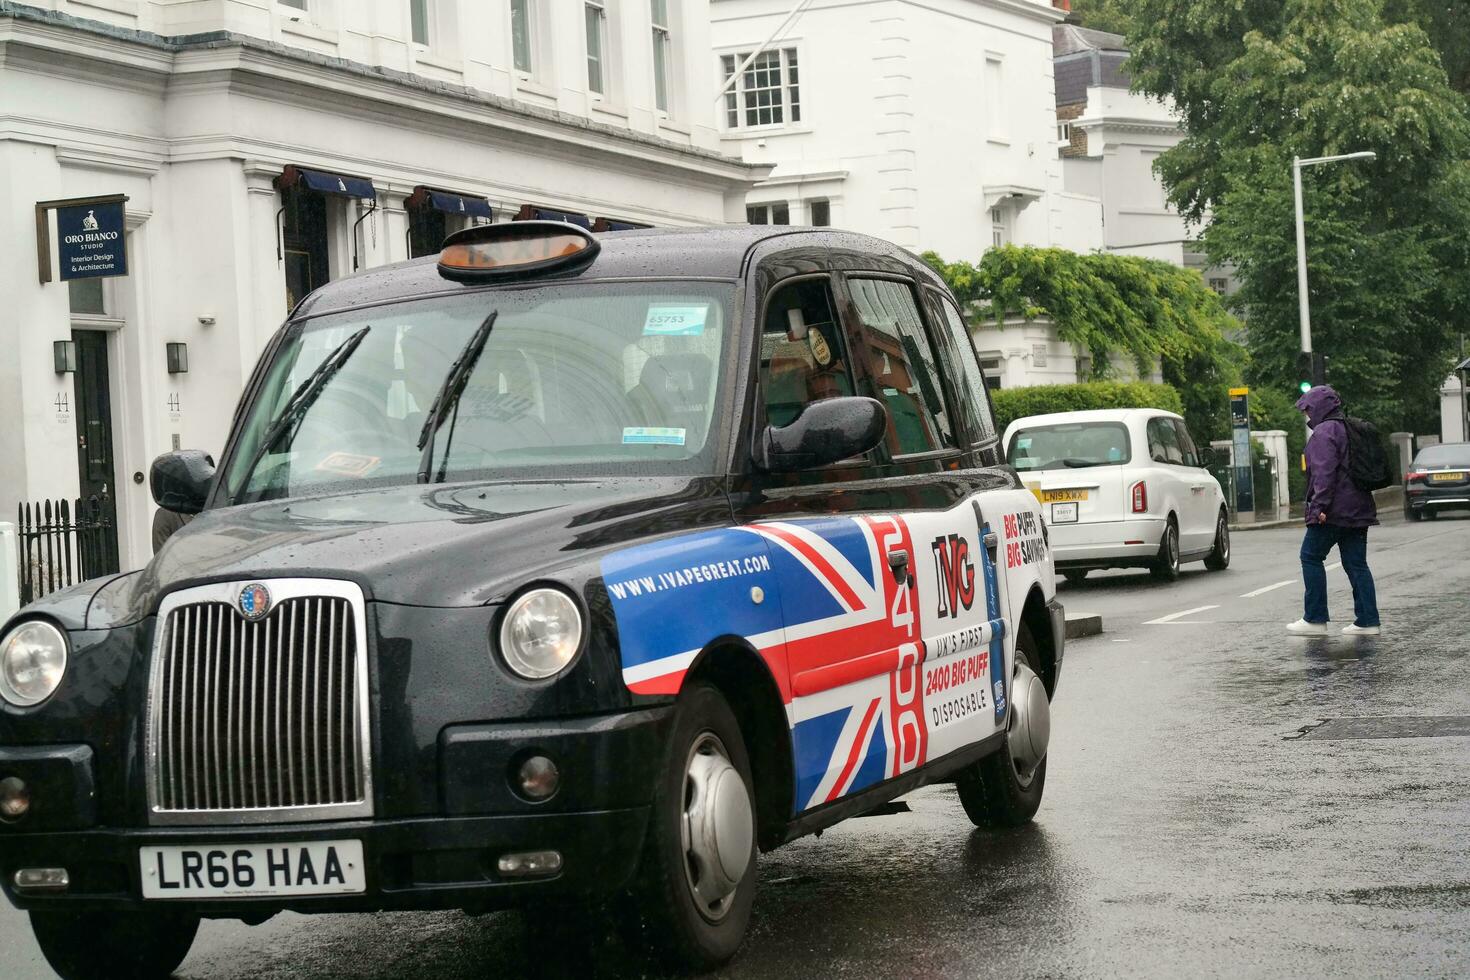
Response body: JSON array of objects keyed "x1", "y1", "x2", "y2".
[{"x1": 437, "y1": 221, "x2": 600, "y2": 283}]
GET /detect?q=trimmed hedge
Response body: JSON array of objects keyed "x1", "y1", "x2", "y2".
[{"x1": 990, "y1": 381, "x2": 1186, "y2": 436}]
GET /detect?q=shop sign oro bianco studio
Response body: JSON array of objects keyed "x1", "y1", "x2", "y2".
[{"x1": 57, "y1": 200, "x2": 127, "y2": 280}]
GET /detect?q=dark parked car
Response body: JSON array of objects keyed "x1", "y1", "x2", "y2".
[
  {"x1": 0, "y1": 222, "x2": 1063, "y2": 977},
  {"x1": 1404, "y1": 442, "x2": 1470, "y2": 520}
]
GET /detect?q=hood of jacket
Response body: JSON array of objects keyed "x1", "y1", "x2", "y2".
[{"x1": 1296, "y1": 385, "x2": 1343, "y2": 428}]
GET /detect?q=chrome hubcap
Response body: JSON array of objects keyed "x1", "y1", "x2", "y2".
[
  {"x1": 1168, "y1": 527, "x2": 1179, "y2": 568},
  {"x1": 679, "y1": 733, "x2": 752, "y2": 923},
  {"x1": 1219, "y1": 519, "x2": 1229, "y2": 560},
  {"x1": 1006, "y1": 661, "x2": 1051, "y2": 788}
]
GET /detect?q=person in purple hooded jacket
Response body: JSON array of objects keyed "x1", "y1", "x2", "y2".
[{"x1": 1286, "y1": 385, "x2": 1381, "y2": 636}]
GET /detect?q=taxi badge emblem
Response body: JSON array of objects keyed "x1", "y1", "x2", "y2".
[
  {"x1": 808, "y1": 328, "x2": 833, "y2": 367},
  {"x1": 238, "y1": 583, "x2": 272, "y2": 622}
]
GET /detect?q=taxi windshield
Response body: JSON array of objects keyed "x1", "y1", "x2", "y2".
[{"x1": 224, "y1": 281, "x2": 733, "y2": 503}]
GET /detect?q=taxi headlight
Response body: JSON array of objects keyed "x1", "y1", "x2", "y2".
[
  {"x1": 498, "y1": 588, "x2": 583, "y2": 680},
  {"x1": 0, "y1": 621, "x2": 68, "y2": 707}
]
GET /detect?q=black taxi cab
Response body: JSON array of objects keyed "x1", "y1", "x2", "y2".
[{"x1": 0, "y1": 222, "x2": 1064, "y2": 977}]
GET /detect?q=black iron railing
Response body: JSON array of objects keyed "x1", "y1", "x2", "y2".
[{"x1": 17, "y1": 497, "x2": 119, "y2": 605}]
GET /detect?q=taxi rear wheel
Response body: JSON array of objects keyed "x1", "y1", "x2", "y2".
[
  {"x1": 954, "y1": 625, "x2": 1049, "y2": 829},
  {"x1": 1204, "y1": 510, "x2": 1231, "y2": 571},
  {"x1": 1149, "y1": 517, "x2": 1181, "y2": 582},
  {"x1": 624, "y1": 681, "x2": 757, "y2": 972},
  {"x1": 30, "y1": 909, "x2": 199, "y2": 980}
]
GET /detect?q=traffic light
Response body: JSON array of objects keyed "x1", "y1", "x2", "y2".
[{"x1": 1296, "y1": 351, "x2": 1328, "y2": 393}]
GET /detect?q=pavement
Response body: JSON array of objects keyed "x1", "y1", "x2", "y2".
[{"x1": 4, "y1": 515, "x2": 1470, "y2": 978}]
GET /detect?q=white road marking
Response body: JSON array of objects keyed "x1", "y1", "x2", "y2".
[
  {"x1": 1241, "y1": 564, "x2": 1343, "y2": 599},
  {"x1": 1143, "y1": 604, "x2": 1220, "y2": 625},
  {"x1": 1241, "y1": 579, "x2": 1295, "y2": 598}
]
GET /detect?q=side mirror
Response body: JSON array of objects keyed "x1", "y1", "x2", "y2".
[
  {"x1": 758, "y1": 397, "x2": 887, "y2": 472},
  {"x1": 150, "y1": 451, "x2": 216, "y2": 515}
]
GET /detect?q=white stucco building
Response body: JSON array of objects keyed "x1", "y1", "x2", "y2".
[
  {"x1": 1, "y1": 0, "x2": 764, "y2": 576},
  {"x1": 709, "y1": 0, "x2": 1102, "y2": 260},
  {"x1": 1053, "y1": 22, "x2": 1237, "y2": 298}
]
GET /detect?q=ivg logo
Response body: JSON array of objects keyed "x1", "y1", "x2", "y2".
[{"x1": 930, "y1": 533, "x2": 975, "y2": 619}]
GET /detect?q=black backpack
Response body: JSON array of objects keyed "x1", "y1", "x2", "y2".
[{"x1": 1342, "y1": 416, "x2": 1392, "y2": 492}]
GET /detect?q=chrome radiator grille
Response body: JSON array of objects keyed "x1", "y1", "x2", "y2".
[{"x1": 147, "y1": 580, "x2": 373, "y2": 825}]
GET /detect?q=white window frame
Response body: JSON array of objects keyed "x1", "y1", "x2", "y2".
[
  {"x1": 409, "y1": 0, "x2": 431, "y2": 48},
  {"x1": 746, "y1": 202, "x2": 790, "y2": 226},
  {"x1": 721, "y1": 46, "x2": 801, "y2": 130},
  {"x1": 650, "y1": 0, "x2": 673, "y2": 115},
  {"x1": 511, "y1": 0, "x2": 535, "y2": 75},
  {"x1": 985, "y1": 54, "x2": 1006, "y2": 140},
  {"x1": 990, "y1": 206, "x2": 1010, "y2": 248},
  {"x1": 585, "y1": 0, "x2": 609, "y2": 97}
]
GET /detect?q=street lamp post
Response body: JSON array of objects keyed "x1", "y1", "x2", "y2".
[
  {"x1": 1293, "y1": 151, "x2": 1377, "y2": 368},
  {"x1": 1292, "y1": 151, "x2": 1376, "y2": 453}
]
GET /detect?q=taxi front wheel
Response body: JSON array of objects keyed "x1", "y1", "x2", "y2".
[
  {"x1": 955, "y1": 625, "x2": 1049, "y2": 829},
  {"x1": 30, "y1": 909, "x2": 199, "y2": 980},
  {"x1": 623, "y1": 680, "x2": 757, "y2": 972}
]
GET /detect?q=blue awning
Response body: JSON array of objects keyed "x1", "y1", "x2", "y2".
[
  {"x1": 425, "y1": 190, "x2": 494, "y2": 220},
  {"x1": 523, "y1": 207, "x2": 592, "y2": 229},
  {"x1": 298, "y1": 168, "x2": 377, "y2": 200}
]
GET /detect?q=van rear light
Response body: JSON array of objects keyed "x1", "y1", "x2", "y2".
[{"x1": 1130, "y1": 480, "x2": 1148, "y2": 513}]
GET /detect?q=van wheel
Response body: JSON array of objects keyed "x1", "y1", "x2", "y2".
[
  {"x1": 623, "y1": 681, "x2": 757, "y2": 971},
  {"x1": 1149, "y1": 517, "x2": 1181, "y2": 581},
  {"x1": 955, "y1": 624, "x2": 1049, "y2": 828},
  {"x1": 30, "y1": 910, "x2": 198, "y2": 980},
  {"x1": 1204, "y1": 511, "x2": 1231, "y2": 571}
]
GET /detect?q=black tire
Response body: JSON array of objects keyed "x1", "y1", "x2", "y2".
[
  {"x1": 954, "y1": 624, "x2": 1047, "y2": 828},
  {"x1": 30, "y1": 909, "x2": 198, "y2": 980},
  {"x1": 1405, "y1": 503, "x2": 1422, "y2": 522},
  {"x1": 1426, "y1": 508, "x2": 1439, "y2": 520},
  {"x1": 1149, "y1": 517, "x2": 1181, "y2": 582},
  {"x1": 622, "y1": 681, "x2": 757, "y2": 972},
  {"x1": 1204, "y1": 510, "x2": 1231, "y2": 571},
  {"x1": 1062, "y1": 570, "x2": 1088, "y2": 587}
]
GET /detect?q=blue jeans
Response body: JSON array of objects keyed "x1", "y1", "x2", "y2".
[{"x1": 1301, "y1": 524, "x2": 1380, "y2": 627}]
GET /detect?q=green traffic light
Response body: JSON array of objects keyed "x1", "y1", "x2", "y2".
[{"x1": 1299, "y1": 380, "x2": 1312, "y2": 394}]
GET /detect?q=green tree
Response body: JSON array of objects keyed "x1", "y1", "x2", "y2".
[
  {"x1": 1071, "y1": 0, "x2": 1469, "y2": 94},
  {"x1": 1124, "y1": 0, "x2": 1470, "y2": 433},
  {"x1": 923, "y1": 246, "x2": 1245, "y2": 442},
  {"x1": 1067, "y1": 0, "x2": 1137, "y2": 37}
]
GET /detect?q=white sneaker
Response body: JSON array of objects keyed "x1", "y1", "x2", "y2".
[
  {"x1": 1286, "y1": 619, "x2": 1329, "y2": 636},
  {"x1": 1342, "y1": 624, "x2": 1381, "y2": 635}
]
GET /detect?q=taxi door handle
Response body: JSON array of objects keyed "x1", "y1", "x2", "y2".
[{"x1": 887, "y1": 550, "x2": 913, "y2": 588}]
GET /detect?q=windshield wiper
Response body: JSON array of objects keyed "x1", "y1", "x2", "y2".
[
  {"x1": 1059, "y1": 458, "x2": 1105, "y2": 468},
  {"x1": 232, "y1": 326, "x2": 371, "y2": 504},
  {"x1": 417, "y1": 310, "x2": 498, "y2": 484}
]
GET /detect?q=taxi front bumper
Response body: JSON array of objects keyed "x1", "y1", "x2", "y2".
[
  {"x1": 0, "y1": 808, "x2": 651, "y2": 915},
  {"x1": 0, "y1": 706, "x2": 670, "y2": 915}
]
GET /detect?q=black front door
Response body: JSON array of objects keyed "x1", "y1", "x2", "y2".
[
  {"x1": 282, "y1": 185, "x2": 330, "y2": 312},
  {"x1": 71, "y1": 329, "x2": 119, "y2": 575}
]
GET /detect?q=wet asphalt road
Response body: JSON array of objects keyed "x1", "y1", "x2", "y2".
[{"x1": 5, "y1": 514, "x2": 1470, "y2": 978}]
